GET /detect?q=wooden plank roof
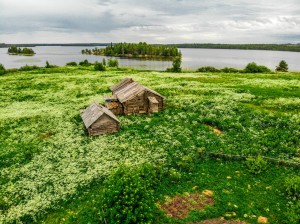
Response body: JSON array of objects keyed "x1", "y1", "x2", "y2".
[
  {"x1": 114, "y1": 81, "x2": 164, "y2": 103},
  {"x1": 81, "y1": 102, "x2": 120, "y2": 128},
  {"x1": 110, "y1": 77, "x2": 134, "y2": 93}
]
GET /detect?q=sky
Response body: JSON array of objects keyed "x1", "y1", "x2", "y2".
[{"x1": 0, "y1": 0, "x2": 299, "y2": 44}]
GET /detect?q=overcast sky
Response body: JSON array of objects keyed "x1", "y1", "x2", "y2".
[{"x1": 0, "y1": 0, "x2": 299, "y2": 44}]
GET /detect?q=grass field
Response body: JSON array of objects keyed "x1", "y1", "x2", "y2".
[{"x1": 0, "y1": 66, "x2": 299, "y2": 223}]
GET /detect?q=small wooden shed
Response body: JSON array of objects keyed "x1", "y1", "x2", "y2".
[
  {"x1": 81, "y1": 102, "x2": 120, "y2": 136},
  {"x1": 104, "y1": 78, "x2": 165, "y2": 115}
]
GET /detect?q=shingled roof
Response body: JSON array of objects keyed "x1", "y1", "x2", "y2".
[
  {"x1": 81, "y1": 102, "x2": 120, "y2": 128},
  {"x1": 114, "y1": 81, "x2": 164, "y2": 103},
  {"x1": 110, "y1": 77, "x2": 134, "y2": 93}
]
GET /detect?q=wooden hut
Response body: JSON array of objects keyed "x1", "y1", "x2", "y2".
[
  {"x1": 105, "y1": 78, "x2": 164, "y2": 115},
  {"x1": 110, "y1": 77, "x2": 134, "y2": 94},
  {"x1": 81, "y1": 102, "x2": 120, "y2": 136}
]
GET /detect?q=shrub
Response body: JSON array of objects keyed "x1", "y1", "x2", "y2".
[
  {"x1": 107, "y1": 58, "x2": 119, "y2": 67},
  {"x1": 245, "y1": 156, "x2": 268, "y2": 174},
  {"x1": 94, "y1": 61, "x2": 106, "y2": 71},
  {"x1": 45, "y1": 61, "x2": 56, "y2": 68},
  {"x1": 102, "y1": 58, "x2": 106, "y2": 66},
  {"x1": 284, "y1": 176, "x2": 300, "y2": 198},
  {"x1": 79, "y1": 59, "x2": 91, "y2": 66},
  {"x1": 285, "y1": 201, "x2": 300, "y2": 224},
  {"x1": 197, "y1": 66, "x2": 220, "y2": 73},
  {"x1": 99, "y1": 165, "x2": 156, "y2": 224},
  {"x1": 276, "y1": 60, "x2": 288, "y2": 72},
  {"x1": 18, "y1": 64, "x2": 40, "y2": 71},
  {"x1": 0, "y1": 63, "x2": 6, "y2": 75},
  {"x1": 244, "y1": 62, "x2": 271, "y2": 73},
  {"x1": 221, "y1": 67, "x2": 240, "y2": 73},
  {"x1": 66, "y1": 61, "x2": 77, "y2": 66}
]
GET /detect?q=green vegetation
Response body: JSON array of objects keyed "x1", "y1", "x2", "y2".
[
  {"x1": 100, "y1": 164, "x2": 157, "y2": 224},
  {"x1": 244, "y1": 62, "x2": 271, "y2": 73},
  {"x1": 0, "y1": 64, "x2": 5, "y2": 75},
  {"x1": 169, "y1": 43, "x2": 300, "y2": 52},
  {"x1": 276, "y1": 60, "x2": 289, "y2": 72},
  {"x1": 79, "y1": 59, "x2": 91, "y2": 66},
  {"x1": 166, "y1": 56, "x2": 182, "y2": 72},
  {"x1": 94, "y1": 61, "x2": 106, "y2": 71},
  {"x1": 197, "y1": 62, "x2": 273, "y2": 74},
  {"x1": 285, "y1": 176, "x2": 300, "y2": 198},
  {"x1": 65, "y1": 61, "x2": 77, "y2": 66},
  {"x1": 0, "y1": 66, "x2": 299, "y2": 223},
  {"x1": 7, "y1": 45, "x2": 35, "y2": 56},
  {"x1": 107, "y1": 58, "x2": 119, "y2": 67},
  {"x1": 82, "y1": 42, "x2": 181, "y2": 60},
  {"x1": 245, "y1": 156, "x2": 268, "y2": 175}
]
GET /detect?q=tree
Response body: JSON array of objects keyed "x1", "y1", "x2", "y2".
[
  {"x1": 276, "y1": 60, "x2": 288, "y2": 72},
  {"x1": 0, "y1": 63, "x2": 6, "y2": 75},
  {"x1": 102, "y1": 58, "x2": 106, "y2": 66},
  {"x1": 171, "y1": 56, "x2": 182, "y2": 72}
]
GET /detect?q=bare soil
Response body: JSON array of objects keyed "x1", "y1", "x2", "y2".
[
  {"x1": 161, "y1": 192, "x2": 214, "y2": 219},
  {"x1": 192, "y1": 217, "x2": 247, "y2": 224}
]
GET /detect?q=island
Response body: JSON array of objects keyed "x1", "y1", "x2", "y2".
[
  {"x1": 81, "y1": 42, "x2": 181, "y2": 60},
  {"x1": 7, "y1": 45, "x2": 35, "y2": 56}
]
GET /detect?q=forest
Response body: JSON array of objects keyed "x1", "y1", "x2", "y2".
[
  {"x1": 81, "y1": 42, "x2": 181, "y2": 60},
  {"x1": 7, "y1": 46, "x2": 35, "y2": 56},
  {"x1": 168, "y1": 43, "x2": 300, "y2": 52}
]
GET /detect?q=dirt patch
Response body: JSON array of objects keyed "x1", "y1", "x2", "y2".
[
  {"x1": 204, "y1": 124, "x2": 223, "y2": 135},
  {"x1": 192, "y1": 217, "x2": 247, "y2": 224},
  {"x1": 161, "y1": 192, "x2": 214, "y2": 219}
]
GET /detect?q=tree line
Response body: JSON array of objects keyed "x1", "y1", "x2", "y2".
[
  {"x1": 167, "y1": 43, "x2": 300, "y2": 52},
  {"x1": 7, "y1": 46, "x2": 35, "y2": 56},
  {"x1": 82, "y1": 42, "x2": 181, "y2": 60}
]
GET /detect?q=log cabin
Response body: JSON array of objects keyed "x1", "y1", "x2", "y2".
[
  {"x1": 81, "y1": 102, "x2": 120, "y2": 136},
  {"x1": 104, "y1": 78, "x2": 164, "y2": 115}
]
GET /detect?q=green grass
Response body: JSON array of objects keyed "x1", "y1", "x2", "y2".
[{"x1": 0, "y1": 66, "x2": 299, "y2": 223}]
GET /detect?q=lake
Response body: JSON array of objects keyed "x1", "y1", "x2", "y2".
[{"x1": 1, "y1": 46, "x2": 300, "y2": 71}]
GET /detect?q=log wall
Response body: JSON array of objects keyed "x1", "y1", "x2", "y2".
[{"x1": 88, "y1": 114, "x2": 120, "y2": 136}]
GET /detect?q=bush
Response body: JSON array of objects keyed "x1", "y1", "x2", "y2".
[
  {"x1": 18, "y1": 64, "x2": 40, "y2": 71},
  {"x1": 107, "y1": 58, "x2": 119, "y2": 67},
  {"x1": 79, "y1": 59, "x2": 91, "y2": 66},
  {"x1": 221, "y1": 67, "x2": 240, "y2": 73},
  {"x1": 245, "y1": 156, "x2": 268, "y2": 174},
  {"x1": 197, "y1": 66, "x2": 220, "y2": 73},
  {"x1": 285, "y1": 176, "x2": 300, "y2": 198},
  {"x1": 244, "y1": 62, "x2": 271, "y2": 73},
  {"x1": 0, "y1": 63, "x2": 6, "y2": 75},
  {"x1": 276, "y1": 60, "x2": 288, "y2": 72},
  {"x1": 99, "y1": 165, "x2": 156, "y2": 224},
  {"x1": 285, "y1": 201, "x2": 300, "y2": 224},
  {"x1": 94, "y1": 61, "x2": 106, "y2": 71},
  {"x1": 66, "y1": 61, "x2": 77, "y2": 66}
]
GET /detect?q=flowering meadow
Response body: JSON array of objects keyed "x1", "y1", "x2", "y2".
[{"x1": 0, "y1": 66, "x2": 299, "y2": 223}]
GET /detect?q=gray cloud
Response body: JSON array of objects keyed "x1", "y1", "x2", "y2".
[{"x1": 0, "y1": 0, "x2": 299, "y2": 43}]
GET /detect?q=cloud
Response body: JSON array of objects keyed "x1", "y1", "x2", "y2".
[{"x1": 0, "y1": 0, "x2": 299, "y2": 43}]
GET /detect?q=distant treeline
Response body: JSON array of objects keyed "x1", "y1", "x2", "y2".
[
  {"x1": 167, "y1": 43, "x2": 300, "y2": 52},
  {"x1": 8, "y1": 46, "x2": 35, "y2": 56},
  {"x1": 0, "y1": 43, "x2": 109, "y2": 48},
  {"x1": 82, "y1": 42, "x2": 181, "y2": 60}
]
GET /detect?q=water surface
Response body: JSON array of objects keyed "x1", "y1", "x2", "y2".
[{"x1": 1, "y1": 46, "x2": 300, "y2": 71}]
